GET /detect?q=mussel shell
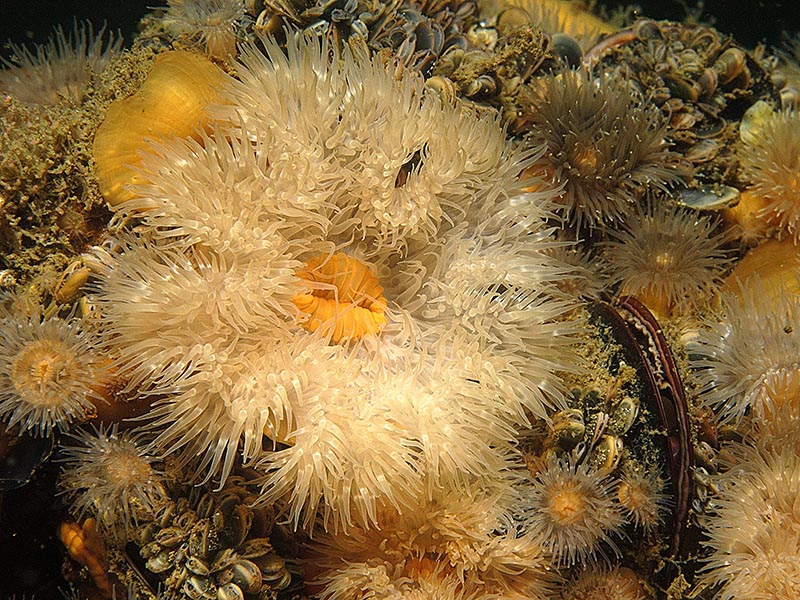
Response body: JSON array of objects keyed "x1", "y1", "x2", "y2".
[
  {"x1": 216, "y1": 583, "x2": 245, "y2": 600},
  {"x1": 0, "y1": 428, "x2": 54, "y2": 491},
  {"x1": 675, "y1": 185, "x2": 740, "y2": 210},
  {"x1": 496, "y1": 7, "x2": 531, "y2": 36},
  {"x1": 550, "y1": 33, "x2": 583, "y2": 68}
]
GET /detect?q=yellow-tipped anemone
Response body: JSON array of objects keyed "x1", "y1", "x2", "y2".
[
  {"x1": 294, "y1": 253, "x2": 387, "y2": 343},
  {"x1": 92, "y1": 50, "x2": 228, "y2": 206}
]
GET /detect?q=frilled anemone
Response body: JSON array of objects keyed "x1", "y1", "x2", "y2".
[
  {"x1": 689, "y1": 277, "x2": 800, "y2": 426},
  {"x1": 0, "y1": 21, "x2": 121, "y2": 105},
  {"x1": 91, "y1": 35, "x2": 581, "y2": 532},
  {"x1": 519, "y1": 69, "x2": 682, "y2": 232},
  {"x1": 738, "y1": 110, "x2": 800, "y2": 241}
]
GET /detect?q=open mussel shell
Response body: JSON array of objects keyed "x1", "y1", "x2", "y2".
[
  {"x1": 675, "y1": 185, "x2": 740, "y2": 210},
  {"x1": 0, "y1": 428, "x2": 54, "y2": 490},
  {"x1": 93, "y1": 50, "x2": 229, "y2": 207}
]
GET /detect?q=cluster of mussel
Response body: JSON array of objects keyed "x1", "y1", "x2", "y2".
[
  {"x1": 115, "y1": 472, "x2": 294, "y2": 600},
  {"x1": 211, "y1": 0, "x2": 478, "y2": 75},
  {"x1": 588, "y1": 18, "x2": 780, "y2": 208}
]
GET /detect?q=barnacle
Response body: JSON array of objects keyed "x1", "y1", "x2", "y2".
[
  {"x1": 293, "y1": 253, "x2": 388, "y2": 342},
  {"x1": 0, "y1": 21, "x2": 121, "y2": 105},
  {"x1": 93, "y1": 50, "x2": 229, "y2": 206}
]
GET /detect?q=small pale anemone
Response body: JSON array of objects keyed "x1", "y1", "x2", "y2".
[
  {"x1": 738, "y1": 110, "x2": 800, "y2": 240},
  {"x1": 601, "y1": 201, "x2": 731, "y2": 318},
  {"x1": 0, "y1": 301, "x2": 106, "y2": 436},
  {"x1": 0, "y1": 21, "x2": 121, "y2": 105},
  {"x1": 312, "y1": 480, "x2": 556, "y2": 600},
  {"x1": 689, "y1": 277, "x2": 800, "y2": 425},
  {"x1": 58, "y1": 424, "x2": 168, "y2": 545},
  {"x1": 163, "y1": 0, "x2": 248, "y2": 61},
  {"x1": 520, "y1": 69, "x2": 682, "y2": 231},
  {"x1": 561, "y1": 565, "x2": 649, "y2": 600},
  {"x1": 616, "y1": 465, "x2": 668, "y2": 531},
  {"x1": 700, "y1": 440, "x2": 800, "y2": 600},
  {"x1": 541, "y1": 243, "x2": 606, "y2": 300},
  {"x1": 518, "y1": 455, "x2": 625, "y2": 566}
]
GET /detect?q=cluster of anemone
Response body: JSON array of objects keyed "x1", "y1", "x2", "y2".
[
  {"x1": 0, "y1": 21, "x2": 121, "y2": 105},
  {"x1": 519, "y1": 69, "x2": 683, "y2": 231},
  {"x1": 4, "y1": 1, "x2": 800, "y2": 598},
  {"x1": 700, "y1": 438, "x2": 800, "y2": 600},
  {"x1": 88, "y1": 33, "x2": 583, "y2": 539}
]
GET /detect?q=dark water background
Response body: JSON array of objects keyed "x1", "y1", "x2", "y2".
[{"x1": 1, "y1": 1, "x2": 799, "y2": 58}]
